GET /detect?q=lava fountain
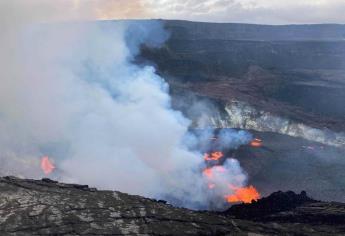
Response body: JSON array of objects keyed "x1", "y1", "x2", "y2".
[
  {"x1": 40, "y1": 156, "x2": 55, "y2": 175},
  {"x1": 226, "y1": 185, "x2": 260, "y2": 203},
  {"x1": 202, "y1": 148, "x2": 260, "y2": 204}
]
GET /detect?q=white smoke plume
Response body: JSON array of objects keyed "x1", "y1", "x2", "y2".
[
  {"x1": 186, "y1": 128, "x2": 253, "y2": 153},
  {"x1": 0, "y1": 1, "x2": 250, "y2": 209}
]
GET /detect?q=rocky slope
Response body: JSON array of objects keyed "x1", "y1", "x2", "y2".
[
  {"x1": 1, "y1": 176, "x2": 345, "y2": 235},
  {"x1": 138, "y1": 20, "x2": 345, "y2": 141},
  {"x1": 0, "y1": 177, "x2": 234, "y2": 235}
]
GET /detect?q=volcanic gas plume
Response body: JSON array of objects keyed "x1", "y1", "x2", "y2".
[{"x1": 0, "y1": 1, "x2": 256, "y2": 209}]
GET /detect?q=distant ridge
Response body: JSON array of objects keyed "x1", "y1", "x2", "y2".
[{"x1": 162, "y1": 20, "x2": 345, "y2": 41}]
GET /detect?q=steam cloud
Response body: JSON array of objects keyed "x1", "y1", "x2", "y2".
[{"x1": 0, "y1": 1, "x2": 251, "y2": 209}]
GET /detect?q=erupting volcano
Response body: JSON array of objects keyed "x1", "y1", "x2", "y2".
[
  {"x1": 1, "y1": 0, "x2": 345, "y2": 234},
  {"x1": 202, "y1": 143, "x2": 260, "y2": 204}
]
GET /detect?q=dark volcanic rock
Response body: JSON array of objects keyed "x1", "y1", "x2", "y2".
[
  {"x1": 1, "y1": 177, "x2": 345, "y2": 235},
  {"x1": 0, "y1": 177, "x2": 232, "y2": 235},
  {"x1": 226, "y1": 190, "x2": 345, "y2": 226},
  {"x1": 225, "y1": 191, "x2": 317, "y2": 219},
  {"x1": 138, "y1": 20, "x2": 345, "y2": 131}
]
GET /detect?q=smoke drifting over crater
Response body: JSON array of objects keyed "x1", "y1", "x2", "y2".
[{"x1": 0, "y1": 1, "x2": 252, "y2": 209}]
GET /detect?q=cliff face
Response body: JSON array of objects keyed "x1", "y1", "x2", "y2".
[
  {"x1": 1, "y1": 176, "x2": 345, "y2": 235},
  {"x1": 139, "y1": 20, "x2": 345, "y2": 135}
]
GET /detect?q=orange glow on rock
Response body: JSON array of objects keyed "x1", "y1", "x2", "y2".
[
  {"x1": 41, "y1": 156, "x2": 55, "y2": 175},
  {"x1": 226, "y1": 185, "x2": 260, "y2": 203}
]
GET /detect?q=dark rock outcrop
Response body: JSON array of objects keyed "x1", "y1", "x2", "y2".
[
  {"x1": 225, "y1": 191, "x2": 316, "y2": 219},
  {"x1": 226, "y1": 190, "x2": 345, "y2": 226},
  {"x1": 1, "y1": 176, "x2": 345, "y2": 235}
]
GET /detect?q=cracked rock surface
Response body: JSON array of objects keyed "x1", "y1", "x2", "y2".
[{"x1": 1, "y1": 176, "x2": 345, "y2": 235}]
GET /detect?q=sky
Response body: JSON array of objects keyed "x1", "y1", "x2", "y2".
[
  {"x1": 2, "y1": 0, "x2": 343, "y2": 25},
  {"x1": 97, "y1": 0, "x2": 345, "y2": 25}
]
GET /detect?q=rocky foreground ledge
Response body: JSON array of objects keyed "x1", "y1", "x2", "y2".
[{"x1": 1, "y1": 177, "x2": 345, "y2": 235}]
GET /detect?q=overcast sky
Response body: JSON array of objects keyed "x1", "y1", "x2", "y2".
[
  {"x1": 137, "y1": 0, "x2": 345, "y2": 24},
  {"x1": 2, "y1": 1, "x2": 344, "y2": 25}
]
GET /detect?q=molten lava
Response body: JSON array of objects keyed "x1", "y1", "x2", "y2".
[
  {"x1": 203, "y1": 166, "x2": 225, "y2": 178},
  {"x1": 226, "y1": 185, "x2": 260, "y2": 203},
  {"x1": 250, "y1": 138, "x2": 263, "y2": 148},
  {"x1": 202, "y1": 138, "x2": 261, "y2": 205},
  {"x1": 203, "y1": 168, "x2": 213, "y2": 178},
  {"x1": 41, "y1": 156, "x2": 55, "y2": 175},
  {"x1": 204, "y1": 151, "x2": 224, "y2": 161}
]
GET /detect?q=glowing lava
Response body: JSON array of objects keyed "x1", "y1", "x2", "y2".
[
  {"x1": 203, "y1": 168, "x2": 213, "y2": 178},
  {"x1": 225, "y1": 185, "x2": 260, "y2": 203},
  {"x1": 250, "y1": 138, "x2": 263, "y2": 148},
  {"x1": 202, "y1": 134, "x2": 262, "y2": 205},
  {"x1": 204, "y1": 151, "x2": 224, "y2": 161},
  {"x1": 202, "y1": 166, "x2": 225, "y2": 178},
  {"x1": 40, "y1": 156, "x2": 55, "y2": 175}
]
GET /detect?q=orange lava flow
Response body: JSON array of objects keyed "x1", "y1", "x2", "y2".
[
  {"x1": 204, "y1": 151, "x2": 224, "y2": 161},
  {"x1": 225, "y1": 185, "x2": 260, "y2": 203},
  {"x1": 41, "y1": 156, "x2": 55, "y2": 175},
  {"x1": 250, "y1": 138, "x2": 263, "y2": 148}
]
